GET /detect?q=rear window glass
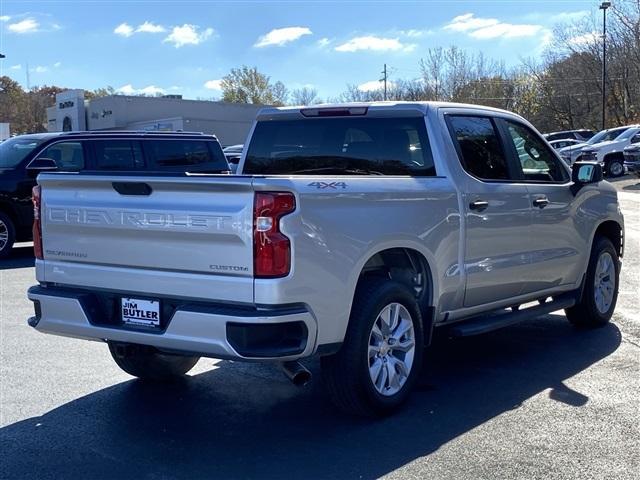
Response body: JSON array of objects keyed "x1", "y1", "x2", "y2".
[
  {"x1": 92, "y1": 140, "x2": 143, "y2": 170},
  {"x1": 37, "y1": 141, "x2": 85, "y2": 171},
  {"x1": 144, "y1": 140, "x2": 228, "y2": 172},
  {"x1": 243, "y1": 117, "x2": 436, "y2": 176},
  {"x1": 447, "y1": 116, "x2": 510, "y2": 181}
]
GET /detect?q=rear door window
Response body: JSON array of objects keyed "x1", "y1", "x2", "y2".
[
  {"x1": 243, "y1": 117, "x2": 435, "y2": 176},
  {"x1": 37, "y1": 141, "x2": 85, "y2": 171},
  {"x1": 144, "y1": 140, "x2": 228, "y2": 172},
  {"x1": 91, "y1": 140, "x2": 144, "y2": 170},
  {"x1": 446, "y1": 115, "x2": 511, "y2": 181}
]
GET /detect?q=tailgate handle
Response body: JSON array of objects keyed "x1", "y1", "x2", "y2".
[{"x1": 112, "y1": 182, "x2": 152, "y2": 196}]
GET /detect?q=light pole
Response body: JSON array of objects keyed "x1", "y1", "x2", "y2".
[{"x1": 600, "y1": 1, "x2": 611, "y2": 130}]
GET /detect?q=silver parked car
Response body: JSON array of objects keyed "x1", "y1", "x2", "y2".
[{"x1": 28, "y1": 102, "x2": 624, "y2": 416}]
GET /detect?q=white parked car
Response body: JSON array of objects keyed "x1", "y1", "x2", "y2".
[
  {"x1": 557, "y1": 126, "x2": 633, "y2": 166},
  {"x1": 579, "y1": 126, "x2": 640, "y2": 177}
]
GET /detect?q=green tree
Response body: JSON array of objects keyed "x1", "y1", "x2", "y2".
[{"x1": 221, "y1": 66, "x2": 288, "y2": 106}]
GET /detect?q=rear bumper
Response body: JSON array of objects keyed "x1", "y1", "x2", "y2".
[{"x1": 27, "y1": 285, "x2": 317, "y2": 361}]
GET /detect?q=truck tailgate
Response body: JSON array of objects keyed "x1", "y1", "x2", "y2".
[{"x1": 37, "y1": 174, "x2": 255, "y2": 303}]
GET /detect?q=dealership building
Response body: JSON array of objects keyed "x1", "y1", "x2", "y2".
[{"x1": 46, "y1": 89, "x2": 264, "y2": 146}]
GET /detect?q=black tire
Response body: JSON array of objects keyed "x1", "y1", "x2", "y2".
[
  {"x1": 321, "y1": 278, "x2": 424, "y2": 416},
  {"x1": 0, "y1": 212, "x2": 16, "y2": 259},
  {"x1": 606, "y1": 158, "x2": 624, "y2": 177},
  {"x1": 108, "y1": 342, "x2": 199, "y2": 380},
  {"x1": 565, "y1": 236, "x2": 619, "y2": 328}
]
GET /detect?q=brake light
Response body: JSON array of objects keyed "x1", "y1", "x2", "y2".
[
  {"x1": 300, "y1": 106, "x2": 368, "y2": 117},
  {"x1": 253, "y1": 192, "x2": 295, "y2": 278},
  {"x1": 32, "y1": 185, "x2": 43, "y2": 260}
]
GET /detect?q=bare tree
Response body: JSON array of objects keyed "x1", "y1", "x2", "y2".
[{"x1": 291, "y1": 87, "x2": 321, "y2": 106}]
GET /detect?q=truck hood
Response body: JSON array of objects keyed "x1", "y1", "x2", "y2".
[{"x1": 558, "y1": 142, "x2": 589, "y2": 153}]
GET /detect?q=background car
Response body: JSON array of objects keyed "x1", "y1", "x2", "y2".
[
  {"x1": 557, "y1": 126, "x2": 632, "y2": 165},
  {"x1": 0, "y1": 130, "x2": 229, "y2": 258},
  {"x1": 579, "y1": 125, "x2": 640, "y2": 177},
  {"x1": 623, "y1": 142, "x2": 640, "y2": 175},
  {"x1": 549, "y1": 138, "x2": 583, "y2": 150},
  {"x1": 543, "y1": 129, "x2": 595, "y2": 142},
  {"x1": 223, "y1": 144, "x2": 244, "y2": 172}
]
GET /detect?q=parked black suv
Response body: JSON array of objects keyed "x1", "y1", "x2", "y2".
[{"x1": 0, "y1": 131, "x2": 229, "y2": 257}]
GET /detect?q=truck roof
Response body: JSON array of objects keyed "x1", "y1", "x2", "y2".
[{"x1": 257, "y1": 101, "x2": 519, "y2": 120}]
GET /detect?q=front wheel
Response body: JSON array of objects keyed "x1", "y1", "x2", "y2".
[
  {"x1": 565, "y1": 236, "x2": 619, "y2": 328},
  {"x1": 108, "y1": 342, "x2": 200, "y2": 380},
  {"x1": 321, "y1": 279, "x2": 424, "y2": 416},
  {"x1": 607, "y1": 159, "x2": 624, "y2": 177}
]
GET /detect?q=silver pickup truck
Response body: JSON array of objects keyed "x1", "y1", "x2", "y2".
[{"x1": 28, "y1": 102, "x2": 624, "y2": 416}]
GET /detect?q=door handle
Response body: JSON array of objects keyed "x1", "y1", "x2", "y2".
[
  {"x1": 533, "y1": 197, "x2": 549, "y2": 208},
  {"x1": 469, "y1": 200, "x2": 489, "y2": 212},
  {"x1": 112, "y1": 182, "x2": 153, "y2": 196}
]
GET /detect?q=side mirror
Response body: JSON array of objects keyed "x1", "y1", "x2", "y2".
[
  {"x1": 572, "y1": 161, "x2": 603, "y2": 185},
  {"x1": 27, "y1": 157, "x2": 58, "y2": 172}
]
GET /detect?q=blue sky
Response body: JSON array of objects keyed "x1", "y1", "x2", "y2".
[{"x1": 0, "y1": 1, "x2": 598, "y2": 100}]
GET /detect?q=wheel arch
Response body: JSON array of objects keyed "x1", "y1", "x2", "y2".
[
  {"x1": 591, "y1": 220, "x2": 623, "y2": 259},
  {"x1": 349, "y1": 245, "x2": 438, "y2": 346}
]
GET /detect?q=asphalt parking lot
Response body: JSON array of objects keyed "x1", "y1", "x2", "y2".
[{"x1": 1, "y1": 177, "x2": 639, "y2": 480}]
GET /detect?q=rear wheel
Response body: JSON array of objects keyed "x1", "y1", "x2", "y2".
[
  {"x1": 108, "y1": 342, "x2": 199, "y2": 380},
  {"x1": 0, "y1": 212, "x2": 16, "y2": 259},
  {"x1": 565, "y1": 236, "x2": 619, "y2": 328},
  {"x1": 321, "y1": 279, "x2": 424, "y2": 416}
]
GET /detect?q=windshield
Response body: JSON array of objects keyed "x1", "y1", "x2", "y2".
[
  {"x1": 0, "y1": 137, "x2": 45, "y2": 168},
  {"x1": 617, "y1": 128, "x2": 639, "y2": 141},
  {"x1": 587, "y1": 128, "x2": 628, "y2": 144}
]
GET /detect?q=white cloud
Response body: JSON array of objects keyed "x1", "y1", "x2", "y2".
[
  {"x1": 470, "y1": 23, "x2": 542, "y2": 39},
  {"x1": 358, "y1": 80, "x2": 395, "y2": 92},
  {"x1": 569, "y1": 31, "x2": 600, "y2": 47},
  {"x1": 114, "y1": 22, "x2": 134, "y2": 37},
  {"x1": 0, "y1": 15, "x2": 10, "y2": 22},
  {"x1": 7, "y1": 18, "x2": 40, "y2": 34},
  {"x1": 335, "y1": 36, "x2": 414, "y2": 53},
  {"x1": 136, "y1": 21, "x2": 165, "y2": 33},
  {"x1": 254, "y1": 26, "x2": 312, "y2": 47},
  {"x1": 317, "y1": 37, "x2": 331, "y2": 47},
  {"x1": 53, "y1": 62, "x2": 62, "y2": 68},
  {"x1": 163, "y1": 24, "x2": 214, "y2": 47},
  {"x1": 400, "y1": 29, "x2": 434, "y2": 38},
  {"x1": 444, "y1": 13, "x2": 498, "y2": 32},
  {"x1": 549, "y1": 11, "x2": 589, "y2": 23},
  {"x1": 204, "y1": 79, "x2": 223, "y2": 90},
  {"x1": 117, "y1": 84, "x2": 165, "y2": 95},
  {"x1": 32, "y1": 65, "x2": 48, "y2": 73},
  {"x1": 444, "y1": 13, "x2": 542, "y2": 39},
  {"x1": 10, "y1": 64, "x2": 21, "y2": 70}
]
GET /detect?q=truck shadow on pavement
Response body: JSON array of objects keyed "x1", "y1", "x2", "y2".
[
  {"x1": 0, "y1": 246, "x2": 34, "y2": 270},
  {"x1": 0, "y1": 315, "x2": 621, "y2": 480}
]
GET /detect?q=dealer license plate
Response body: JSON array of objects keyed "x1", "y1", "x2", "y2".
[{"x1": 121, "y1": 298, "x2": 160, "y2": 327}]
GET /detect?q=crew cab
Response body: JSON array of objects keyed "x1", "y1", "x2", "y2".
[
  {"x1": 580, "y1": 125, "x2": 640, "y2": 177},
  {"x1": 27, "y1": 102, "x2": 624, "y2": 416},
  {"x1": 0, "y1": 131, "x2": 228, "y2": 257}
]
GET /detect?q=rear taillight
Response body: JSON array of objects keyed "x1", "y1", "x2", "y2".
[
  {"x1": 253, "y1": 192, "x2": 296, "y2": 278},
  {"x1": 32, "y1": 185, "x2": 43, "y2": 260}
]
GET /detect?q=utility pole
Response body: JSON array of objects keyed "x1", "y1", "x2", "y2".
[
  {"x1": 26, "y1": 62, "x2": 31, "y2": 91},
  {"x1": 600, "y1": 1, "x2": 611, "y2": 130},
  {"x1": 380, "y1": 63, "x2": 388, "y2": 101}
]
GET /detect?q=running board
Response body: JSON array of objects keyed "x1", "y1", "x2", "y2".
[{"x1": 448, "y1": 293, "x2": 577, "y2": 337}]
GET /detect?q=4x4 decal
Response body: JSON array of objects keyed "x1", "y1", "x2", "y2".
[{"x1": 307, "y1": 181, "x2": 348, "y2": 190}]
